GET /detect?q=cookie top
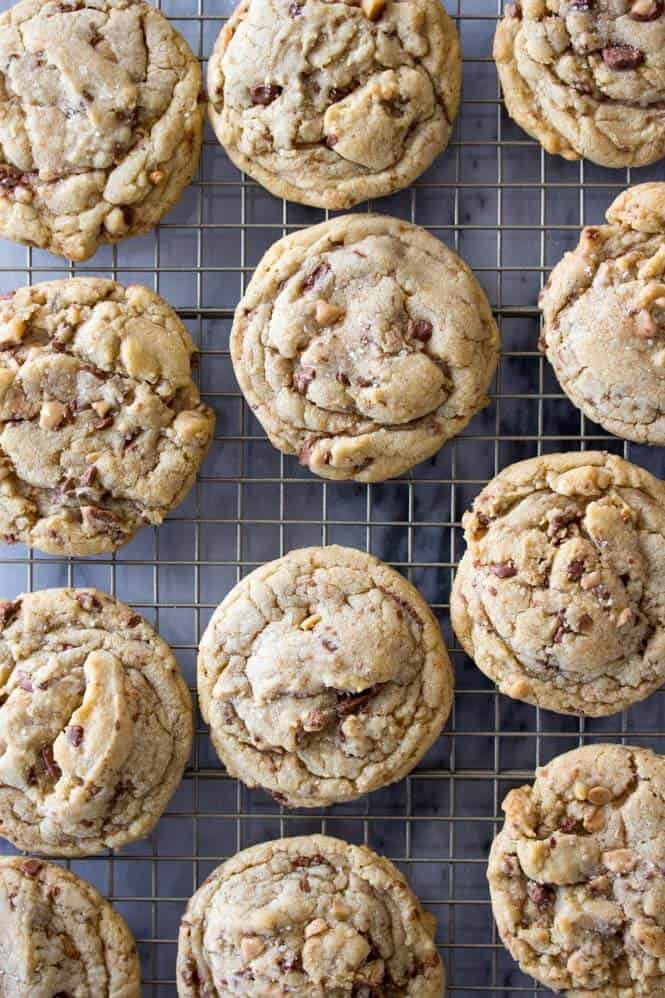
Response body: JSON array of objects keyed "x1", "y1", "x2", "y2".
[
  {"x1": 207, "y1": 0, "x2": 460, "y2": 209},
  {"x1": 177, "y1": 834, "x2": 444, "y2": 997},
  {"x1": 0, "y1": 587, "x2": 192, "y2": 856},
  {"x1": 231, "y1": 214, "x2": 499, "y2": 482},
  {"x1": 0, "y1": 277, "x2": 215, "y2": 556},
  {"x1": 541, "y1": 183, "x2": 665, "y2": 445},
  {"x1": 0, "y1": 0, "x2": 204, "y2": 261},
  {"x1": 494, "y1": 0, "x2": 665, "y2": 167},
  {"x1": 198, "y1": 545, "x2": 453, "y2": 807},
  {"x1": 489, "y1": 744, "x2": 665, "y2": 996},
  {"x1": 0, "y1": 856, "x2": 140, "y2": 996},
  {"x1": 450, "y1": 451, "x2": 665, "y2": 717}
]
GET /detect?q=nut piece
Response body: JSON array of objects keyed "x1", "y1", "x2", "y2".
[
  {"x1": 581, "y1": 571, "x2": 601, "y2": 590},
  {"x1": 91, "y1": 400, "x2": 112, "y2": 418},
  {"x1": 314, "y1": 300, "x2": 343, "y2": 326},
  {"x1": 587, "y1": 785, "x2": 611, "y2": 806},
  {"x1": 629, "y1": 0, "x2": 663, "y2": 19},
  {"x1": 361, "y1": 0, "x2": 386, "y2": 17},
  {"x1": 0, "y1": 314, "x2": 26, "y2": 346},
  {"x1": 300, "y1": 613, "x2": 321, "y2": 630},
  {"x1": 104, "y1": 207, "x2": 128, "y2": 236},
  {"x1": 304, "y1": 918, "x2": 328, "y2": 938},
  {"x1": 149, "y1": 169, "x2": 165, "y2": 184},
  {"x1": 240, "y1": 936, "x2": 265, "y2": 961},
  {"x1": 631, "y1": 919, "x2": 665, "y2": 957},
  {"x1": 39, "y1": 401, "x2": 68, "y2": 431},
  {"x1": 602, "y1": 848, "x2": 636, "y2": 874},
  {"x1": 634, "y1": 309, "x2": 658, "y2": 338},
  {"x1": 583, "y1": 807, "x2": 606, "y2": 832}
]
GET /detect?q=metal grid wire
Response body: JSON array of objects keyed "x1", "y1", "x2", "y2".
[{"x1": 1, "y1": 0, "x2": 665, "y2": 994}]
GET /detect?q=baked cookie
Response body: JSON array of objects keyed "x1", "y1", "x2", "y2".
[
  {"x1": 0, "y1": 0, "x2": 205, "y2": 261},
  {"x1": 451, "y1": 451, "x2": 665, "y2": 717},
  {"x1": 231, "y1": 215, "x2": 499, "y2": 482},
  {"x1": 0, "y1": 587, "x2": 192, "y2": 856},
  {"x1": 0, "y1": 855, "x2": 141, "y2": 996},
  {"x1": 177, "y1": 834, "x2": 444, "y2": 996},
  {"x1": 207, "y1": 0, "x2": 461, "y2": 209},
  {"x1": 489, "y1": 743, "x2": 665, "y2": 995},
  {"x1": 0, "y1": 277, "x2": 215, "y2": 556},
  {"x1": 541, "y1": 183, "x2": 665, "y2": 445},
  {"x1": 494, "y1": 0, "x2": 665, "y2": 167},
  {"x1": 198, "y1": 545, "x2": 453, "y2": 807}
]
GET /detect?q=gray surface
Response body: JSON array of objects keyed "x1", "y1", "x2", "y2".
[{"x1": 1, "y1": 0, "x2": 665, "y2": 995}]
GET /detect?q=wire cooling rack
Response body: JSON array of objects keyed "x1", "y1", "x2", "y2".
[{"x1": 2, "y1": 0, "x2": 665, "y2": 995}]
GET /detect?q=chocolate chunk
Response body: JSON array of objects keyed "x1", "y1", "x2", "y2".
[
  {"x1": 67, "y1": 725, "x2": 84, "y2": 747},
  {"x1": 526, "y1": 882, "x2": 553, "y2": 908},
  {"x1": 0, "y1": 165, "x2": 25, "y2": 191},
  {"x1": 299, "y1": 874, "x2": 310, "y2": 892},
  {"x1": 302, "y1": 262, "x2": 331, "y2": 291},
  {"x1": 80, "y1": 465, "x2": 98, "y2": 487},
  {"x1": 41, "y1": 745, "x2": 61, "y2": 781},
  {"x1": 19, "y1": 859, "x2": 43, "y2": 877},
  {"x1": 94, "y1": 415, "x2": 114, "y2": 430},
  {"x1": 329, "y1": 86, "x2": 351, "y2": 102},
  {"x1": 289, "y1": 1, "x2": 304, "y2": 12},
  {"x1": 250, "y1": 83, "x2": 282, "y2": 106},
  {"x1": 325, "y1": 133, "x2": 339, "y2": 148},
  {"x1": 490, "y1": 561, "x2": 517, "y2": 579},
  {"x1": 293, "y1": 365, "x2": 316, "y2": 393},
  {"x1": 566, "y1": 559, "x2": 585, "y2": 581},
  {"x1": 412, "y1": 319, "x2": 433, "y2": 342},
  {"x1": 336, "y1": 685, "x2": 381, "y2": 717},
  {"x1": 602, "y1": 44, "x2": 644, "y2": 70},
  {"x1": 553, "y1": 625, "x2": 566, "y2": 644},
  {"x1": 336, "y1": 371, "x2": 350, "y2": 386},
  {"x1": 127, "y1": 614, "x2": 141, "y2": 627},
  {"x1": 75, "y1": 591, "x2": 100, "y2": 611},
  {"x1": 182, "y1": 962, "x2": 200, "y2": 987},
  {"x1": 0, "y1": 599, "x2": 20, "y2": 627}
]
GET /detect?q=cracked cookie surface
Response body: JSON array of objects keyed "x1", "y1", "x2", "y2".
[
  {"x1": 207, "y1": 0, "x2": 460, "y2": 208},
  {"x1": 198, "y1": 545, "x2": 453, "y2": 807},
  {"x1": 541, "y1": 183, "x2": 665, "y2": 445},
  {"x1": 0, "y1": 277, "x2": 215, "y2": 556},
  {"x1": 450, "y1": 451, "x2": 665, "y2": 717},
  {"x1": 489, "y1": 744, "x2": 665, "y2": 996},
  {"x1": 0, "y1": 855, "x2": 140, "y2": 996},
  {"x1": 177, "y1": 833, "x2": 444, "y2": 997},
  {"x1": 0, "y1": 587, "x2": 192, "y2": 856},
  {"x1": 494, "y1": 0, "x2": 665, "y2": 167},
  {"x1": 231, "y1": 214, "x2": 499, "y2": 482},
  {"x1": 0, "y1": 0, "x2": 205, "y2": 261}
]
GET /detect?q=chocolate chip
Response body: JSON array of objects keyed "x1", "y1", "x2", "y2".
[
  {"x1": 566, "y1": 559, "x2": 585, "y2": 581},
  {"x1": 336, "y1": 371, "x2": 350, "y2": 386},
  {"x1": 41, "y1": 745, "x2": 61, "y2": 781},
  {"x1": 302, "y1": 262, "x2": 330, "y2": 291},
  {"x1": 17, "y1": 671, "x2": 33, "y2": 692},
  {"x1": 250, "y1": 83, "x2": 282, "y2": 106},
  {"x1": 293, "y1": 365, "x2": 316, "y2": 393},
  {"x1": 490, "y1": 561, "x2": 517, "y2": 579},
  {"x1": 127, "y1": 614, "x2": 141, "y2": 627},
  {"x1": 19, "y1": 859, "x2": 42, "y2": 877},
  {"x1": 526, "y1": 882, "x2": 553, "y2": 908},
  {"x1": 412, "y1": 319, "x2": 433, "y2": 342},
  {"x1": 0, "y1": 599, "x2": 20, "y2": 627},
  {"x1": 630, "y1": 0, "x2": 662, "y2": 18},
  {"x1": 602, "y1": 44, "x2": 644, "y2": 70},
  {"x1": 182, "y1": 962, "x2": 200, "y2": 987},
  {"x1": 67, "y1": 725, "x2": 84, "y2": 747}
]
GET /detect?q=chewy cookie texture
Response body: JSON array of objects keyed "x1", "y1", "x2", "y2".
[
  {"x1": 198, "y1": 544, "x2": 453, "y2": 807},
  {"x1": 489, "y1": 744, "x2": 665, "y2": 995},
  {"x1": 231, "y1": 214, "x2": 499, "y2": 482},
  {"x1": 541, "y1": 182, "x2": 665, "y2": 445},
  {"x1": 451, "y1": 451, "x2": 665, "y2": 717},
  {"x1": 0, "y1": 856, "x2": 141, "y2": 996},
  {"x1": 207, "y1": 0, "x2": 461, "y2": 209},
  {"x1": 0, "y1": 0, "x2": 204, "y2": 261},
  {"x1": 494, "y1": 0, "x2": 665, "y2": 167},
  {"x1": 0, "y1": 587, "x2": 192, "y2": 856},
  {"x1": 0, "y1": 277, "x2": 214, "y2": 556},
  {"x1": 177, "y1": 834, "x2": 444, "y2": 997}
]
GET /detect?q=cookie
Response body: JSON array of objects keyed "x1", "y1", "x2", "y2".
[
  {"x1": 494, "y1": 0, "x2": 665, "y2": 168},
  {"x1": 489, "y1": 743, "x2": 665, "y2": 996},
  {"x1": 177, "y1": 834, "x2": 444, "y2": 996},
  {"x1": 0, "y1": 855, "x2": 140, "y2": 996},
  {"x1": 541, "y1": 183, "x2": 665, "y2": 445},
  {"x1": 450, "y1": 451, "x2": 665, "y2": 717},
  {"x1": 0, "y1": 0, "x2": 205, "y2": 261},
  {"x1": 198, "y1": 544, "x2": 453, "y2": 807},
  {"x1": 0, "y1": 587, "x2": 192, "y2": 856},
  {"x1": 0, "y1": 277, "x2": 215, "y2": 556},
  {"x1": 231, "y1": 214, "x2": 499, "y2": 482},
  {"x1": 207, "y1": 0, "x2": 461, "y2": 209}
]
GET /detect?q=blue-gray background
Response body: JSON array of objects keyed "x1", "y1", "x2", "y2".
[{"x1": 1, "y1": 0, "x2": 664, "y2": 994}]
